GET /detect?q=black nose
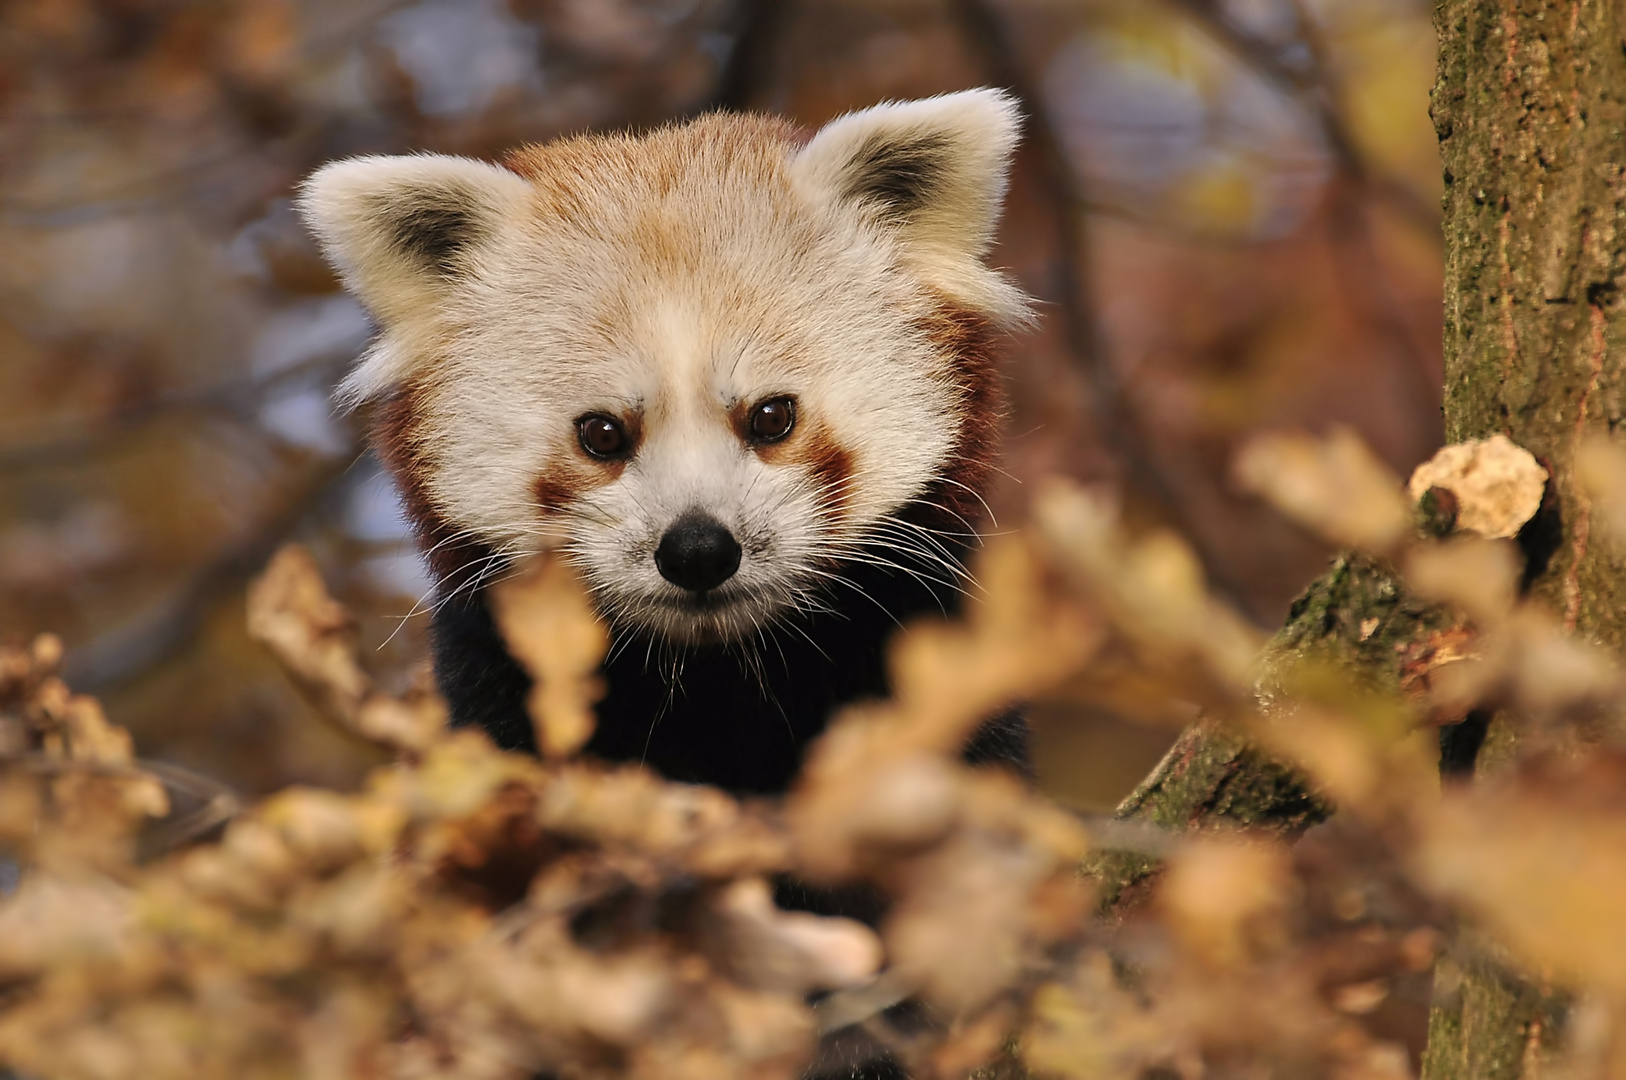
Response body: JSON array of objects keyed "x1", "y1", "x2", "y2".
[{"x1": 654, "y1": 512, "x2": 742, "y2": 592}]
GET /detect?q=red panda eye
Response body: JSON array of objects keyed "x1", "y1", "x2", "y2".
[
  {"x1": 748, "y1": 397, "x2": 796, "y2": 443},
  {"x1": 578, "y1": 414, "x2": 630, "y2": 459}
]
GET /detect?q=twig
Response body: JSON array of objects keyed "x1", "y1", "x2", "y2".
[
  {"x1": 944, "y1": 0, "x2": 1117, "y2": 430},
  {"x1": 1174, "y1": 0, "x2": 1444, "y2": 439},
  {"x1": 708, "y1": 0, "x2": 790, "y2": 112},
  {"x1": 1323, "y1": 184, "x2": 1446, "y2": 443}
]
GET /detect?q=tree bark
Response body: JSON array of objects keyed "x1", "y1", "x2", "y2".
[
  {"x1": 1433, "y1": 0, "x2": 1626, "y2": 649},
  {"x1": 1421, "y1": 1, "x2": 1626, "y2": 1074}
]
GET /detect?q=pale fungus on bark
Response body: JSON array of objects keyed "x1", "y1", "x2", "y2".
[{"x1": 1405, "y1": 436, "x2": 1549, "y2": 541}]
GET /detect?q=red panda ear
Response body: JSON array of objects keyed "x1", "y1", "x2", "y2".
[
  {"x1": 297, "y1": 153, "x2": 531, "y2": 329},
  {"x1": 790, "y1": 89, "x2": 1028, "y2": 321}
]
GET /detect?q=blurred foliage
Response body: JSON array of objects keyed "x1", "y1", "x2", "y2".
[
  {"x1": 0, "y1": 2, "x2": 1470, "y2": 1073},
  {"x1": 4, "y1": 431, "x2": 1626, "y2": 1078}
]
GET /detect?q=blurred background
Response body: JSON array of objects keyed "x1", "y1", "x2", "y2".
[{"x1": 0, "y1": 0, "x2": 1442, "y2": 809}]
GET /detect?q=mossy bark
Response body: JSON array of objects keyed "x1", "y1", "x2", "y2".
[
  {"x1": 1086, "y1": 553, "x2": 1458, "y2": 913},
  {"x1": 1421, "y1": 951, "x2": 1568, "y2": 1080},
  {"x1": 1084, "y1": 720, "x2": 1320, "y2": 913}
]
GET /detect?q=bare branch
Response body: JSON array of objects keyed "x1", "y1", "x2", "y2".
[{"x1": 708, "y1": 0, "x2": 792, "y2": 112}]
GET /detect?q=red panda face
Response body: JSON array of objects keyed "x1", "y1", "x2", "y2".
[{"x1": 300, "y1": 91, "x2": 1031, "y2": 645}]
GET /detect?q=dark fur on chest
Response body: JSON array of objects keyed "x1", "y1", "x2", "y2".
[
  {"x1": 433, "y1": 530, "x2": 1027, "y2": 1080},
  {"x1": 430, "y1": 542, "x2": 1029, "y2": 793}
]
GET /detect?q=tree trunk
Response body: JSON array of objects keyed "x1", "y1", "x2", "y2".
[
  {"x1": 1433, "y1": 0, "x2": 1626, "y2": 656},
  {"x1": 1437, "y1": 0, "x2": 1626, "y2": 653},
  {"x1": 1090, "y1": 1, "x2": 1626, "y2": 1073},
  {"x1": 1421, "y1": 1, "x2": 1626, "y2": 1074}
]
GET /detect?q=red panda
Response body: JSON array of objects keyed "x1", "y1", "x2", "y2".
[{"x1": 297, "y1": 90, "x2": 1033, "y2": 797}]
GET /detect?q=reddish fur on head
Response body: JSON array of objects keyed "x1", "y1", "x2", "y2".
[
  {"x1": 918, "y1": 301, "x2": 1005, "y2": 533},
  {"x1": 369, "y1": 389, "x2": 478, "y2": 586},
  {"x1": 300, "y1": 91, "x2": 1032, "y2": 645}
]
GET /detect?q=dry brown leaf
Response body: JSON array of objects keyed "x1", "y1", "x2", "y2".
[
  {"x1": 883, "y1": 827, "x2": 1040, "y2": 1015},
  {"x1": 1160, "y1": 837, "x2": 1296, "y2": 968},
  {"x1": 248, "y1": 545, "x2": 371, "y2": 721},
  {"x1": 1404, "y1": 606, "x2": 1621, "y2": 722},
  {"x1": 0, "y1": 874, "x2": 132, "y2": 979},
  {"x1": 887, "y1": 533, "x2": 1102, "y2": 755},
  {"x1": 249, "y1": 545, "x2": 449, "y2": 756},
  {"x1": 1414, "y1": 755, "x2": 1626, "y2": 996},
  {"x1": 705, "y1": 878, "x2": 883, "y2": 994},
  {"x1": 1396, "y1": 625, "x2": 1481, "y2": 720},
  {"x1": 1577, "y1": 436, "x2": 1626, "y2": 544},
  {"x1": 355, "y1": 689, "x2": 449, "y2": 756},
  {"x1": 25, "y1": 399, "x2": 1626, "y2": 1080},
  {"x1": 1034, "y1": 480, "x2": 1261, "y2": 695},
  {"x1": 1402, "y1": 536, "x2": 1521, "y2": 624},
  {"x1": 490, "y1": 553, "x2": 609, "y2": 759},
  {"x1": 259, "y1": 787, "x2": 374, "y2": 873},
  {"x1": 1502, "y1": 608, "x2": 1622, "y2": 713},
  {"x1": 1234, "y1": 427, "x2": 1411, "y2": 554},
  {"x1": 927, "y1": 1003, "x2": 1018, "y2": 1079},
  {"x1": 1025, "y1": 959, "x2": 1175, "y2": 1080}
]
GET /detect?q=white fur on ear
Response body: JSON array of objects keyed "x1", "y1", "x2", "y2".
[
  {"x1": 297, "y1": 154, "x2": 533, "y2": 401},
  {"x1": 790, "y1": 88, "x2": 1029, "y2": 322}
]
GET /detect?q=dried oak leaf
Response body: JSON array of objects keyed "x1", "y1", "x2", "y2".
[
  {"x1": 1578, "y1": 436, "x2": 1626, "y2": 545},
  {"x1": 705, "y1": 877, "x2": 882, "y2": 994},
  {"x1": 1414, "y1": 750, "x2": 1626, "y2": 997},
  {"x1": 1033, "y1": 481, "x2": 1259, "y2": 695},
  {"x1": 1159, "y1": 836, "x2": 1296, "y2": 969},
  {"x1": 887, "y1": 533, "x2": 1102, "y2": 754},
  {"x1": 252, "y1": 545, "x2": 450, "y2": 756},
  {"x1": 490, "y1": 552, "x2": 609, "y2": 759},
  {"x1": 1402, "y1": 608, "x2": 1620, "y2": 721},
  {"x1": 0, "y1": 873, "x2": 132, "y2": 979},
  {"x1": 1255, "y1": 700, "x2": 1435, "y2": 823},
  {"x1": 354, "y1": 687, "x2": 449, "y2": 757},
  {"x1": 1396, "y1": 625, "x2": 1480, "y2": 722},
  {"x1": 1402, "y1": 535, "x2": 1521, "y2": 624},
  {"x1": 247, "y1": 544, "x2": 371, "y2": 723}
]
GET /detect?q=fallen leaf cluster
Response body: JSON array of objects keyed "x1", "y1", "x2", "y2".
[
  {"x1": 0, "y1": 633, "x2": 169, "y2": 873},
  {"x1": 2, "y1": 431, "x2": 1626, "y2": 1079}
]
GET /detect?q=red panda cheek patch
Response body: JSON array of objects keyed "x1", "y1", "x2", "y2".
[
  {"x1": 745, "y1": 418, "x2": 857, "y2": 523},
  {"x1": 801, "y1": 432, "x2": 857, "y2": 522},
  {"x1": 531, "y1": 472, "x2": 579, "y2": 515},
  {"x1": 531, "y1": 454, "x2": 626, "y2": 515}
]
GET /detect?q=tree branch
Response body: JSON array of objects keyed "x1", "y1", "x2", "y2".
[{"x1": 0, "y1": 352, "x2": 350, "y2": 469}]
